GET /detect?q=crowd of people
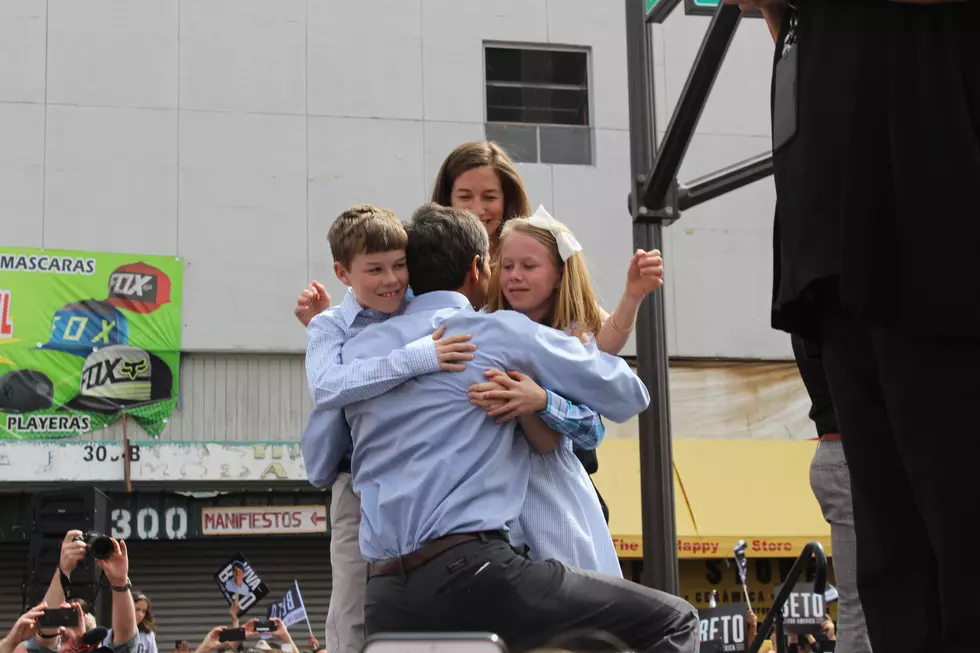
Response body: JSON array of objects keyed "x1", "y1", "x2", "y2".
[{"x1": 0, "y1": 531, "x2": 327, "y2": 653}]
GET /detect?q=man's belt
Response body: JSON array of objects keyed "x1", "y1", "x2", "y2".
[{"x1": 367, "y1": 531, "x2": 506, "y2": 579}]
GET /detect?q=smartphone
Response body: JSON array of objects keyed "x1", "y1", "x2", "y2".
[
  {"x1": 38, "y1": 608, "x2": 77, "y2": 628},
  {"x1": 253, "y1": 620, "x2": 275, "y2": 633},
  {"x1": 363, "y1": 633, "x2": 506, "y2": 653},
  {"x1": 218, "y1": 629, "x2": 247, "y2": 643}
]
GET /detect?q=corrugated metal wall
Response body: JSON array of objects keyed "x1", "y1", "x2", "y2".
[
  {"x1": 126, "y1": 538, "x2": 332, "y2": 648},
  {"x1": 84, "y1": 354, "x2": 810, "y2": 443},
  {"x1": 90, "y1": 354, "x2": 312, "y2": 442},
  {"x1": 0, "y1": 543, "x2": 29, "y2": 630}
]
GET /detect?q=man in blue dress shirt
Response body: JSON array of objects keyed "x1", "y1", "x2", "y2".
[{"x1": 336, "y1": 203, "x2": 698, "y2": 653}]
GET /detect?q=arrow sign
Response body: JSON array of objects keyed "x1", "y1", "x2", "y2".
[{"x1": 202, "y1": 505, "x2": 329, "y2": 536}]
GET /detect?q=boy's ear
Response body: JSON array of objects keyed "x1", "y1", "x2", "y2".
[{"x1": 334, "y1": 262, "x2": 352, "y2": 288}]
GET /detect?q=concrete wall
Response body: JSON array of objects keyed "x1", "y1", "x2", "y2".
[{"x1": 1, "y1": 0, "x2": 788, "y2": 362}]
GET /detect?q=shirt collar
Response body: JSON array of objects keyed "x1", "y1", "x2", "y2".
[
  {"x1": 337, "y1": 288, "x2": 365, "y2": 329},
  {"x1": 339, "y1": 288, "x2": 411, "y2": 328},
  {"x1": 404, "y1": 291, "x2": 474, "y2": 314}
]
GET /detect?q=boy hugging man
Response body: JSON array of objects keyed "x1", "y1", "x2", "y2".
[{"x1": 299, "y1": 204, "x2": 475, "y2": 653}]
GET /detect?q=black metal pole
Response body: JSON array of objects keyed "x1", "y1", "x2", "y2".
[
  {"x1": 646, "y1": 0, "x2": 683, "y2": 24},
  {"x1": 677, "y1": 152, "x2": 774, "y2": 211},
  {"x1": 640, "y1": 3, "x2": 742, "y2": 211},
  {"x1": 773, "y1": 613, "x2": 786, "y2": 653},
  {"x1": 625, "y1": 0, "x2": 678, "y2": 594}
]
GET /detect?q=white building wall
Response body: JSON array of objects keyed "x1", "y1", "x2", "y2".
[
  {"x1": 1, "y1": 0, "x2": 788, "y2": 361},
  {"x1": 0, "y1": 1, "x2": 806, "y2": 443}
]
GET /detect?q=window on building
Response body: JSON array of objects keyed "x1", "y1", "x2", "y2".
[{"x1": 484, "y1": 45, "x2": 593, "y2": 166}]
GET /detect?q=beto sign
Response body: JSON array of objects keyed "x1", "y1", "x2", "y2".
[
  {"x1": 775, "y1": 583, "x2": 827, "y2": 634},
  {"x1": 699, "y1": 603, "x2": 749, "y2": 652}
]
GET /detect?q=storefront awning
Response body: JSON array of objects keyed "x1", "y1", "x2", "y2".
[{"x1": 592, "y1": 439, "x2": 830, "y2": 559}]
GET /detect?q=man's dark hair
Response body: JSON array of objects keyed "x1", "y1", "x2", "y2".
[
  {"x1": 232, "y1": 562, "x2": 245, "y2": 571},
  {"x1": 405, "y1": 203, "x2": 489, "y2": 295}
]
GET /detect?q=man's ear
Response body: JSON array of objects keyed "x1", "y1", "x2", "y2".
[
  {"x1": 469, "y1": 254, "x2": 482, "y2": 284},
  {"x1": 334, "y1": 262, "x2": 352, "y2": 288}
]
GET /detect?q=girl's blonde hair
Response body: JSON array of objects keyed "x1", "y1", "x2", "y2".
[{"x1": 486, "y1": 217, "x2": 602, "y2": 336}]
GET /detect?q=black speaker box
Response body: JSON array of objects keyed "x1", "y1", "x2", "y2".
[{"x1": 25, "y1": 489, "x2": 110, "y2": 613}]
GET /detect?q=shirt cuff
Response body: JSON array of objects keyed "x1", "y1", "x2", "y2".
[
  {"x1": 404, "y1": 335, "x2": 441, "y2": 375},
  {"x1": 536, "y1": 390, "x2": 566, "y2": 425}
]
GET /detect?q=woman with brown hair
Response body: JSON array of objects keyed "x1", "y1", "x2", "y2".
[
  {"x1": 104, "y1": 591, "x2": 157, "y2": 653},
  {"x1": 429, "y1": 140, "x2": 530, "y2": 257}
]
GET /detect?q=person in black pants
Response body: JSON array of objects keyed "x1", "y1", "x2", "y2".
[
  {"x1": 792, "y1": 336, "x2": 871, "y2": 653},
  {"x1": 727, "y1": 1, "x2": 980, "y2": 651}
]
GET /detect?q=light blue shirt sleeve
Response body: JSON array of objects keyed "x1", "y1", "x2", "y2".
[
  {"x1": 301, "y1": 404, "x2": 353, "y2": 489},
  {"x1": 536, "y1": 390, "x2": 606, "y2": 450},
  {"x1": 306, "y1": 312, "x2": 442, "y2": 409},
  {"x1": 491, "y1": 311, "x2": 650, "y2": 423}
]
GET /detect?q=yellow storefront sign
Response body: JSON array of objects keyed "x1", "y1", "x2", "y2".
[
  {"x1": 612, "y1": 535, "x2": 829, "y2": 560},
  {"x1": 594, "y1": 439, "x2": 831, "y2": 560}
]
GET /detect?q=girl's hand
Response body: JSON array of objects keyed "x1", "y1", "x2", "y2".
[
  {"x1": 625, "y1": 249, "x2": 664, "y2": 301},
  {"x1": 468, "y1": 369, "x2": 547, "y2": 422}
]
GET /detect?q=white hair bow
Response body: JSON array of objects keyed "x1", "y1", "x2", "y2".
[{"x1": 525, "y1": 205, "x2": 583, "y2": 262}]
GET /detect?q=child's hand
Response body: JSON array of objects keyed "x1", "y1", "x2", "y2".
[
  {"x1": 295, "y1": 281, "x2": 331, "y2": 327},
  {"x1": 625, "y1": 249, "x2": 664, "y2": 301},
  {"x1": 431, "y1": 326, "x2": 476, "y2": 372},
  {"x1": 469, "y1": 369, "x2": 547, "y2": 422}
]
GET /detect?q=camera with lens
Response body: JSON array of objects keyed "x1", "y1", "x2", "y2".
[{"x1": 72, "y1": 531, "x2": 115, "y2": 561}]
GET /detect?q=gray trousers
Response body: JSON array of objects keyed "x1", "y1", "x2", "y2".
[
  {"x1": 809, "y1": 440, "x2": 872, "y2": 653},
  {"x1": 325, "y1": 472, "x2": 367, "y2": 653}
]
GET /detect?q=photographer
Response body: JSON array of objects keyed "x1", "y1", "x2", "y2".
[
  {"x1": 191, "y1": 628, "x2": 228, "y2": 653},
  {"x1": 23, "y1": 603, "x2": 89, "y2": 653},
  {"x1": 37, "y1": 531, "x2": 138, "y2": 653},
  {"x1": 1, "y1": 603, "x2": 47, "y2": 653},
  {"x1": 192, "y1": 618, "x2": 294, "y2": 653},
  {"x1": 253, "y1": 620, "x2": 294, "y2": 653}
]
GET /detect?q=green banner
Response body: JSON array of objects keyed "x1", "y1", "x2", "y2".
[{"x1": 0, "y1": 248, "x2": 183, "y2": 439}]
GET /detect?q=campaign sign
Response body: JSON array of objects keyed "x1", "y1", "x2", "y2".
[
  {"x1": 267, "y1": 582, "x2": 307, "y2": 628},
  {"x1": 699, "y1": 602, "x2": 749, "y2": 652},
  {"x1": 774, "y1": 583, "x2": 826, "y2": 635},
  {"x1": 214, "y1": 553, "x2": 269, "y2": 615}
]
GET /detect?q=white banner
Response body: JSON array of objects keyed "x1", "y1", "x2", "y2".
[
  {"x1": 0, "y1": 440, "x2": 307, "y2": 483},
  {"x1": 202, "y1": 505, "x2": 327, "y2": 536}
]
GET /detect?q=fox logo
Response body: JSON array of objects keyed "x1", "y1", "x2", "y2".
[
  {"x1": 120, "y1": 359, "x2": 149, "y2": 380},
  {"x1": 109, "y1": 272, "x2": 156, "y2": 300}
]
